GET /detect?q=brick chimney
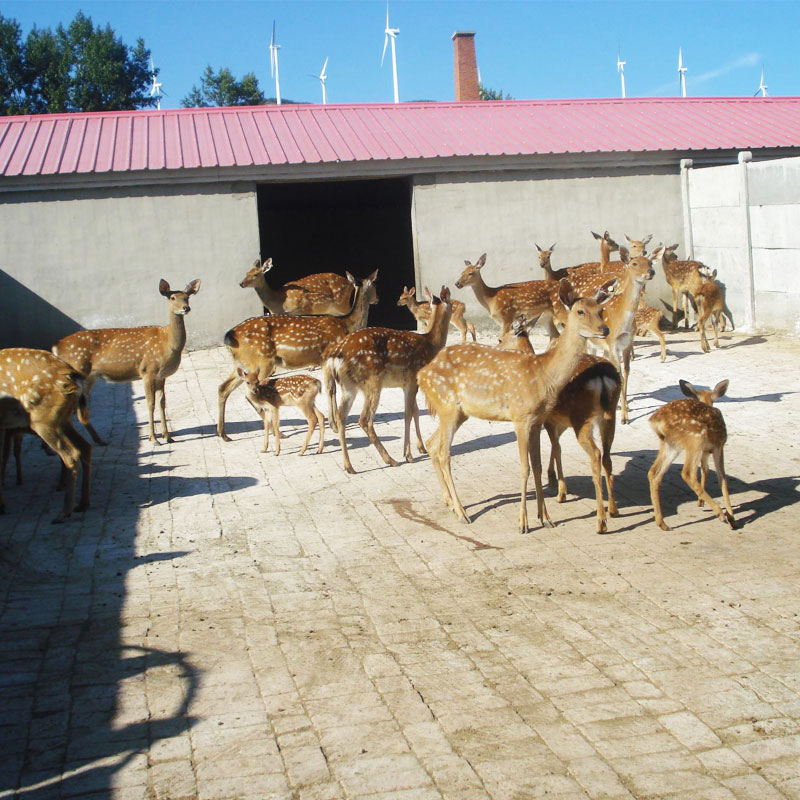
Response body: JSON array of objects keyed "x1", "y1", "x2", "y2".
[{"x1": 452, "y1": 31, "x2": 480, "y2": 102}]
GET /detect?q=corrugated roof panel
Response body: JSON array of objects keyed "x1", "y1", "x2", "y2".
[{"x1": 2, "y1": 98, "x2": 800, "y2": 180}]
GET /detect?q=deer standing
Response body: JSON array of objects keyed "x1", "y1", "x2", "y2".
[
  {"x1": 239, "y1": 258, "x2": 357, "y2": 316},
  {"x1": 324, "y1": 287, "x2": 453, "y2": 473},
  {"x1": 419, "y1": 279, "x2": 613, "y2": 533},
  {"x1": 634, "y1": 294, "x2": 667, "y2": 362},
  {"x1": 567, "y1": 231, "x2": 651, "y2": 279},
  {"x1": 648, "y1": 379, "x2": 736, "y2": 531},
  {"x1": 455, "y1": 254, "x2": 559, "y2": 341},
  {"x1": 0, "y1": 349, "x2": 91, "y2": 522},
  {"x1": 397, "y1": 285, "x2": 476, "y2": 343},
  {"x1": 217, "y1": 271, "x2": 378, "y2": 440},
  {"x1": 1, "y1": 429, "x2": 23, "y2": 488},
  {"x1": 659, "y1": 244, "x2": 706, "y2": 330},
  {"x1": 499, "y1": 321, "x2": 621, "y2": 534},
  {"x1": 53, "y1": 279, "x2": 200, "y2": 445},
  {"x1": 237, "y1": 369, "x2": 325, "y2": 455},
  {"x1": 535, "y1": 243, "x2": 569, "y2": 282},
  {"x1": 696, "y1": 267, "x2": 734, "y2": 353}
]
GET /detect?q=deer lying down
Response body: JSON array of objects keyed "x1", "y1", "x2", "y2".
[
  {"x1": 237, "y1": 368, "x2": 325, "y2": 455},
  {"x1": 648, "y1": 379, "x2": 736, "y2": 531}
]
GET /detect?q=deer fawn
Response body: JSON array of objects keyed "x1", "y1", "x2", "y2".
[
  {"x1": 237, "y1": 368, "x2": 325, "y2": 455},
  {"x1": 240, "y1": 258, "x2": 357, "y2": 316},
  {"x1": 53, "y1": 279, "x2": 200, "y2": 445},
  {"x1": 419, "y1": 278, "x2": 613, "y2": 534},
  {"x1": 635, "y1": 294, "x2": 667, "y2": 362},
  {"x1": 0, "y1": 349, "x2": 91, "y2": 522},
  {"x1": 324, "y1": 287, "x2": 453, "y2": 473},
  {"x1": 648, "y1": 379, "x2": 736, "y2": 531},
  {"x1": 658, "y1": 244, "x2": 706, "y2": 330},
  {"x1": 397, "y1": 285, "x2": 476, "y2": 343},
  {"x1": 499, "y1": 320, "x2": 621, "y2": 533},
  {"x1": 696, "y1": 267, "x2": 734, "y2": 353},
  {"x1": 217, "y1": 271, "x2": 378, "y2": 440},
  {"x1": 455, "y1": 253, "x2": 559, "y2": 341}
]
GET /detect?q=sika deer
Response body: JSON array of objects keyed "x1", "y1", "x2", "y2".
[
  {"x1": 237, "y1": 368, "x2": 325, "y2": 455},
  {"x1": 498, "y1": 321, "x2": 622, "y2": 533},
  {"x1": 634, "y1": 294, "x2": 667, "y2": 362},
  {"x1": 455, "y1": 254, "x2": 559, "y2": 340},
  {"x1": 324, "y1": 287, "x2": 453, "y2": 473},
  {"x1": 648, "y1": 379, "x2": 736, "y2": 531},
  {"x1": 397, "y1": 285, "x2": 476, "y2": 343},
  {"x1": 53, "y1": 279, "x2": 200, "y2": 445},
  {"x1": 659, "y1": 244, "x2": 706, "y2": 329},
  {"x1": 419, "y1": 279, "x2": 613, "y2": 533},
  {"x1": 1, "y1": 429, "x2": 23, "y2": 488},
  {"x1": 217, "y1": 271, "x2": 378, "y2": 440},
  {"x1": 0, "y1": 349, "x2": 91, "y2": 522},
  {"x1": 696, "y1": 267, "x2": 734, "y2": 353},
  {"x1": 240, "y1": 258, "x2": 357, "y2": 316},
  {"x1": 535, "y1": 243, "x2": 569, "y2": 282},
  {"x1": 567, "y1": 231, "x2": 651, "y2": 279}
]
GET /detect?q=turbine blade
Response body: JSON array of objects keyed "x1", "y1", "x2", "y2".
[
  {"x1": 321, "y1": 56, "x2": 328, "y2": 78},
  {"x1": 381, "y1": 33, "x2": 388, "y2": 66}
]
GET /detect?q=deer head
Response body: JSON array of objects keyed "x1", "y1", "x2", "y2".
[
  {"x1": 679, "y1": 379, "x2": 729, "y2": 406},
  {"x1": 455, "y1": 253, "x2": 487, "y2": 289},
  {"x1": 159, "y1": 279, "x2": 201, "y2": 315}
]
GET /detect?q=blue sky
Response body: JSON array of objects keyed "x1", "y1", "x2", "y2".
[{"x1": 3, "y1": 1, "x2": 796, "y2": 107}]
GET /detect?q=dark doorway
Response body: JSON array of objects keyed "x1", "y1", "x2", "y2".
[{"x1": 256, "y1": 178, "x2": 415, "y2": 329}]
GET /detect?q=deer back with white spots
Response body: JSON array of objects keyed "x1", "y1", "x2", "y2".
[{"x1": 397, "y1": 285, "x2": 476, "y2": 344}]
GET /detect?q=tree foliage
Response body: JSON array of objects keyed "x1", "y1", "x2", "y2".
[
  {"x1": 182, "y1": 66, "x2": 267, "y2": 108},
  {"x1": 479, "y1": 85, "x2": 513, "y2": 101},
  {"x1": 0, "y1": 11, "x2": 155, "y2": 115}
]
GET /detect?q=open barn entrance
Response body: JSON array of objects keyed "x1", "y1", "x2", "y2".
[{"x1": 256, "y1": 178, "x2": 415, "y2": 329}]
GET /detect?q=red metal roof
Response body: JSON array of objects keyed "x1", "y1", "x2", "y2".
[{"x1": 2, "y1": 97, "x2": 800, "y2": 179}]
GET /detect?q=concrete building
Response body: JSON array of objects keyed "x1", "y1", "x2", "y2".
[{"x1": 2, "y1": 74, "x2": 800, "y2": 348}]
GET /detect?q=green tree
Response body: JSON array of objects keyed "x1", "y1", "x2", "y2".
[
  {"x1": 479, "y1": 85, "x2": 513, "y2": 101},
  {"x1": 182, "y1": 66, "x2": 267, "y2": 107},
  {"x1": 0, "y1": 14, "x2": 26, "y2": 114}
]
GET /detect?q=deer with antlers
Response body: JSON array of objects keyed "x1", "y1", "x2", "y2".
[
  {"x1": 237, "y1": 369, "x2": 325, "y2": 455},
  {"x1": 324, "y1": 287, "x2": 453, "y2": 473},
  {"x1": 217, "y1": 271, "x2": 378, "y2": 440},
  {"x1": 499, "y1": 320, "x2": 621, "y2": 534},
  {"x1": 648, "y1": 379, "x2": 736, "y2": 531},
  {"x1": 239, "y1": 258, "x2": 357, "y2": 316},
  {"x1": 696, "y1": 267, "x2": 735, "y2": 353},
  {"x1": 0, "y1": 349, "x2": 91, "y2": 522},
  {"x1": 455, "y1": 253, "x2": 559, "y2": 341},
  {"x1": 53, "y1": 279, "x2": 200, "y2": 445},
  {"x1": 419, "y1": 278, "x2": 613, "y2": 533},
  {"x1": 397, "y1": 285, "x2": 476, "y2": 343}
]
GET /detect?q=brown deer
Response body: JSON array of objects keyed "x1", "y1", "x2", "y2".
[
  {"x1": 659, "y1": 244, "x2": 706, "y2": 329},
  {"x1": 696, "y1": 267, "x2": 734, "y2": 353},
  {"x1": 1, "y1": 429, "x2": 23, "y2": 489},
  {"x1": 397, "y1": 285, "x2": 476, "y2": 343},
  {"x1": 648, "y1": 379, "x2": 736, "y2": 531},
  {"x1": 53, "y1": 279, "x2": 200, "y2": 445},
  {"x1": 634, "y1": 294, "x2": 667, "y2": 362},
  {"x1": 0, "y1": 349, "x2": 91, "y2": 522},
  {"x1": 239, "y1": 258, "x2": 357, "y2": 316},
  {"x1": 498, "y1": 320, "x2": 621, "y2": 534},
  {"x1": 567, "y1": 231, "x2": 651, "y2": 279},
  {"x1": 455, "y1": 254, "x2": 559, "y2": 341},
  {"x1": 535, "y1": 243, "x2": 569, "y2": 282},
  {"x1": 237, "y1": 369, "x2": 325, "y2": 455},
  {"x1": 217, "y1": 271, "x2": 378, "y2": 440},
  {"x1": 324, "y1": 287, "x2": 453, "y2": 473},
  {"x1": 419, "y1": 279, "x2": 613, "y2": 534}
]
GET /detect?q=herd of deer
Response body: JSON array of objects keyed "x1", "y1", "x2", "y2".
[{"x1": 0, "y1": 231, "x2": 737, "y2": 536}]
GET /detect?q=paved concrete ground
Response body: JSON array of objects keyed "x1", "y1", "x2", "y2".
[{"x1": 2, "y1": 326, "x2": 800, "y2": 800}]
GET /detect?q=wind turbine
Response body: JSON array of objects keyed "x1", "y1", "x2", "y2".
[
  {"x1": 381, "y1": 1, "x2": 400, "y2": 104},
  {"x1": 617, "y1": 50, "x2": 626, "y2": 98},
  {"x1": 755, "y1": 66, "x2": 768, "y2": 97},
  {"x1": 149, "y1": 57, "x2": 163, "y2": 110},
  {"x1": 316, "y1": 57, "x2": 329, "y2": 104},
  {"x1": 678, "y1": 47, "x2": 687, "y2": 98},
  {"x1": 270, "y1": 21, "x2": 282, "y2": 105}
]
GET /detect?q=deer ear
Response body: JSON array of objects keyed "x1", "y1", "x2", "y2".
[
  {"x1": 535, "y1": 243, "x2": 542, "y2": 252},
  {"x1": 261, "y1": 258, "x2": 273, "y2": 273},
  {"x1": 557, "y1": 278, "x2": 576, "y2": 309},
  {"x1": 477, "y1": 253, "x2": 487, "y2": 267},
  {"x1": 368, "y1": 269, "x2": 379, "y2": 282},
  {"x1": 346, "y1": 271, "x2": 356, "y2": 284},
  {"x1": 424, "y1": 286, "x2": 433, "y2": 301},
  {"x1": 669, "y1": 243, "x2": 679, "y2": 251},
  {"x1": 185, "y1": 279, "x2": 201, "y2": 295},
  {"x1": 159, "y1": 279, "x2": 171, "y2": 297},
  {"x1": 712, "y1": 379, "x2": 729, "y2": 400},
  {"x1": 237, "y1": 367, "x2": 247, "y2": 379},
  {"x1": 440, "y1": 286, "x2": 450, "y2": 302},
  {"x1": 711, "y1": 269, "x2": 718, "y2": 279},
  {"x1": 549, "y1": 242, "x2": 556, "y2": 251},
  {"x1": 651, "y1": 246, "x2": 664, "y2": 262},
  {"x1": 643, "y1": 234, "x2": 653, "y2": 245},
  {"x1": 409, "y1": 286, "x2": 415, "y2": 296},
  {"x1": 594, "y1": 278, "x2": 617, "y2": 304},
  {"x1": 679, "y1": 380, "x2": 699, "y2": 400},
  {"x1": 591, "y1": 231, "x2": 601, "y2": 240},
  {"x1": 625, "y1": 233, "x2": 632, "y2": 243},
  {"x1": 252, "y1": 259, "x2": 261, "y2": 268}
]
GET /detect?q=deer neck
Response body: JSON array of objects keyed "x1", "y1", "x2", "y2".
[
  {"x1": 599, "y1": 240, "x2": 613, "y2": 269},
  {"x1": 535, "y1": 317, "x2": 588, "y2": 404},
  {"x1": 344, "y1": 285, "x2": 371, "y2": 331},
  {"x1": 422, "y1": 304, "x2": 452, "y2": 351},
  {"x1": 467, "y1": 272, "x2": 497, "y2": 311},
  {"x1": 253, "y1": 274, "x2": 286, "y2": 312},
  {"x1": 166, "y1": 309, "x2": 187, "y2": 357}
]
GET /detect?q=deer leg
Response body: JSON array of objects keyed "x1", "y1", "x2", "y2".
[
  {"x1": 576, "y1": 422, "x2": 607, "y2": 533},
  {"x1": 698, "y1": 302, "x2": 711, "y2": 354},
  {"x1": 713, "y1": 446, "x2": 736, "y2": 529},
  {"x1": 698, "y1": 453, "x2": 709, "y2": 506},
  {"x1": 143, "y1": 377, "x2": 158, "y2": 444},
  {"x1": 336, "y1": 382, "x2": 358, "y2": 474},
  {"x1": 1, "y1": 430, "x2": 11, "y2": 487},
  {"x1": 619, "y1": 349, "x2": 632, "y2": 425},
  {"x1": 545, "y1": 422, "x2": 567, "y2": 500},
  {"x1": 217, "y1": 369, "x2": 245, "y2": 441},
  {"x1": 681, "y1": 453, "x2": 729, "y2": 526},
  {"x1": 314, "y1": 407, "x2": 325, "y2": 454},
  {"x1": 648, "y1": 441, "x2": 678, "y2": 531},
  {"x1": 655, "y1": 329, "x2": 667, "y2": 362},
  {"x1": 271, "y1": 407, "x2": 281, "y2": 456},
  {"x1": 403, "y1": 384, "x2": 425, "y2": 459},
  {"x1": 359, "y1": 385, "x2": 397, "y2": 468},
  {"x1": 323, "y1": 361, "x2": 339, "y2": 434},
  {"x1": 468, "y1": 322, "x2": 477, "y2": 343},
  {"x1": 452, "y1": 316, "x2": 468, "y2": 344},
  {"x1": 156, "y1": 379, "x2": 171, "y2": 442},
  {"x1": 711, "y1": 313, "x2": 720, "y2": 349},
  {"x1": 297, "y1": 401, "x2": 317, "y2": 456},
  {"x1": 434, "y1": 409, "x2": 470, "y2": 522},
  {"x1": 35, "y1": 424, "x2": 80, "y2": 524},
  {"x1": 671, "y1": 288, "x2": 680, "y2": 329},
  {"x1": 80, "y1": 376, "x2": 107, "y2": 446},
  {"x1": 64, "y1": 422, "x2": 91, "y2": 512},
  {"x1": 600, "y1": 406, "x2": 618, "y2": 518},
  {"x1": 529, "y1": 423, "x2": 553, "y2": 530}
]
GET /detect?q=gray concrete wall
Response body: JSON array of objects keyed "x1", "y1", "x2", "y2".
[
  {"x1": 411, "y1": 166, "x2": 684, "y2": 330},
  {"x1": 0, "y1": 182, "x2": 262, "y2": 351},
  {"x1": 687, "y1": 155, "x2": 800, "y2": 333}
]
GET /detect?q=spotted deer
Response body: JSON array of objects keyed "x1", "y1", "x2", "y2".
[
  {"x1": 53, "y1": 279, "x2": 200, "y2": 445},
  {"x1": 240, "y1": 258, "x2": 357, "y2": 316},
  {"x1": 659, "y1": 244, "x2": 706, "y2": 329},
  {"x1": 535, "y1": 243, "x2": 569, "y2": 282},
  {"x1": 455, "y1": 253, "x2": 559, "y2": 341},
  {"x1": 237, "y1": 368, "x2": 325, "y2": 455},
  {"x1": 0, "y1": 348, "x2": 91, "y2": 522},
  {"x1": 419, "y1": 279, "x2": 613, "y2": 533},
  {"x1": 648, "y1": 379, "x2": 736, "y2": 531},
  {"x1": 217, "y1": 271, "x2": 378, "y2": 440},
  {"x1": 498, "y1": 320, "x2": 621, "y2": 533},
  {"x1": 397, "y1": 285, "x2": 476, "y2": 343},
  {"x1": 567, "y1": 231, "x2": 651, "y2": 279},
  {"x1": 696, "y1": 267, "x2": 734, "y2": 353},
  {"x1": 324, "y1": 287, "x2": 453, "y2": 473},
  {"x1": 634, "y1": 294, "x2": 667, "y2": 362}
]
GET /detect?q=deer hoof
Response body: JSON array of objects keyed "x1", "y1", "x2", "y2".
[
  {"x1": 597, "y1": 519, "x2": 608, "y2": 534},
  {"x1": 725, "y1": 513, "x2": 737, "y2": 530},
  {"x1": 74, "y1": 502, "x2": 89, "y2": 513},
  {"x1": 344, "y1": 465, "x2": 356, "y2": 475},
  {"x1": 657, "y1": 520, "x2": 670, "y2": 531},
  {"x1": 220, "y1": 433, "x2": 232, "y2": 442},
  {"x1": 541, "y1": 519, "x2": 555, "y2": 529}
]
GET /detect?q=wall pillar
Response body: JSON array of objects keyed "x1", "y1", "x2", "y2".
[
  {"x1": 680, "y1": 158, "x2": 694, "y2": 258},
  {"x1": 738, "y1": 150, "x2": 756, "y2": 330}
]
